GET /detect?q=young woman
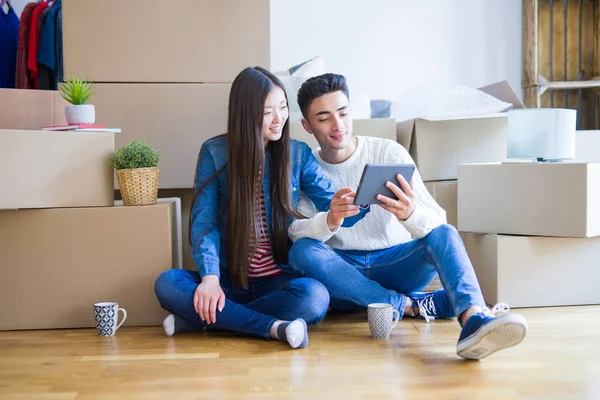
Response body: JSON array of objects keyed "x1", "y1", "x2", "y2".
[{"x1": 154, "y1": 67, "x2": 364, "y2": 349}]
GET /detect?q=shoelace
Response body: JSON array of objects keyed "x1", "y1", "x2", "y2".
[
  {"x1": 417, "y1": 296, "x2": 437, "y2": 323},
  {"x1": 419, "y1": 301, "x2": 510, "y2": 324}
]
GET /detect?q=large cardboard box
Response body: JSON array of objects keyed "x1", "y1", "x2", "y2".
[
  {"x1": 458, "y1": 162, "x2": 600, "y2": 238},
  {"x1": 396, "y1": 81, "x2": 524, "y2": 181},
  {"x1": 0, "y1": 129, "x2": 114, "y2": 209},
  {"x1": 424, "y1": 180, "x2": 458, "y2": 227},
  {"x1": 291, "y1": 118, "x2": 397, "y2": 150},
  {"x1": 63, "y1": 0, "x2": 270, "y2": 83},
  {"x1": 0, "y1": 202, "x2": 177, "y2": 330},
  {"x1": 462, "y1": 233, "x2": 600, "y2": 307},
  {"x1": 91, "y1": 83, "x2": 230, "y2": 189},
  {"x1": 0, "y1": 89, "x2": 68, "y2": 129}
]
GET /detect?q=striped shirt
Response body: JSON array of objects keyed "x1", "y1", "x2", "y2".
[{"x1": 248, "y1": 192, "x2": 282, "y2": 279}]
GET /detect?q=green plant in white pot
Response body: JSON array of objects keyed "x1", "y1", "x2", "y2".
[
  {"x1": 111, "y1": 140, "x2": 161, "y2": 206},
  {"x1": 58, "y1": 75, "x2": 96, "y2": 125}
]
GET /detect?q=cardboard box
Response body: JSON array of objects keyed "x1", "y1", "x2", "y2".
[
  {"x1": 0, "y1": 89, "x2": 68, "y2": 130},
  {"x1": 0, "y1": 202, "x2": 177, "y2": 330},
  {"x1": 396, "y1": 81, "x2": 524, "y2": 181},
  {"x1": 423, "y1": 180, "x2": 458, "y2": 291},
  {"x1": 424, "y1": 180, "x2": 457, "y2": 227},
  {"x1": 291, "y1": 118, "x2": 397, "y2": 150},
  {"x1": 63, "y1": 0, "x2": 270, "y2": 83},
  {"x1": 458, "y1": 162, "x2": 600, "y2": 238},
  {"x1": 115, "y1": 197, "x2": 183, "y2": 270},
  {"x1": 0, "y1": 129, "x2": 114, "y2": 210},
  {"x1": 575, "y1": 130, "x2": 600, "y2": 162},
  {"x1": 462, "y1": 233, "x2": 600, "y2": 307},
  {"x1": 90, "y1": 83, "x2": 230, "y2": 189}
]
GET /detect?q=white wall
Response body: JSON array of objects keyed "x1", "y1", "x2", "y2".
[
  {"x1": 270, "y1": 0, "x2": 523, "y2": 101},
  {"x1": 8, "y1": 0, "x2": 28, "y2": 17}
]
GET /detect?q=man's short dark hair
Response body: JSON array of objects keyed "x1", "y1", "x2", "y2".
[{"x1": 297, "y1": 73, "x2": 350, "y2": 119}]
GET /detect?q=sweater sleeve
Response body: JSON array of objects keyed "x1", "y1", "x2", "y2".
[
  {"x1": 288, "y1": 195, "x2": 340, "y2": 243},
  {"x1": 384, "y1": 141, "x2": 447, "y2": 238}
]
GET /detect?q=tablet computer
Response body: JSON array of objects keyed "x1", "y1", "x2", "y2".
[{"x1": 353, "y1": 163, "x2": 416, "y2": 205}]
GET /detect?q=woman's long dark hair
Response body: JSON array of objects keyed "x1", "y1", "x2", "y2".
[{"x1": 191, "y1": 67, "x2": 302, "y2": 289}]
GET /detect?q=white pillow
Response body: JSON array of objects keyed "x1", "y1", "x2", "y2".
[{"x1": 290, "y1": 55, "x2": 326, "y2": 78}]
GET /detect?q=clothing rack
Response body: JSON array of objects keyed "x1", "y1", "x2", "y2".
[{"x1": 0, "y1": 0, "x2": 63, "y2": 90}]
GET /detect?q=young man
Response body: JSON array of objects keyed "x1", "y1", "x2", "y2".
[{"x1": 286, "y1": 73, "x2": 528, "y2": 360}]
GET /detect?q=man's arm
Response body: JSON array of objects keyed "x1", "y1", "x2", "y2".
[
  {"x1": 288, "y1": 193, "x2": 339, "y2": 243},
  {"x1": 298, "y1": 142, "x2": 370, "y2": 229},
  {"x1": 288, "y1": 187, "x2": 362, "y2": 243}
]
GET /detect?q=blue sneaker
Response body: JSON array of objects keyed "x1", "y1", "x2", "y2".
[
  {"x1": 409, "y1": 289, "x2": 456, "y2": 323},
  {"x1": 457, "y1": 303, "x2": 528, "y2": 360}
]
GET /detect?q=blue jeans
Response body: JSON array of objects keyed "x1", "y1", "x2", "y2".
[
  {"x1": 287, "y1": 224, "x2": 486, "y2": 319},
  {"x1": 154, "y1": 270, "x2": 330, "y2": 339}
]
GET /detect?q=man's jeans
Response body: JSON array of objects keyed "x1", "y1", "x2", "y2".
[
  {"x1": 154, "y1": 270, "x2": 330, "y2": 339},
  {"x1": 287, "y1": 224, "x2": 486, "y2": 319}
]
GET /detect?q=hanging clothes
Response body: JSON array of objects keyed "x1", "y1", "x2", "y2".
[
  {"x1": 38, "y1": 0, "x2": 61, "y2": 90},
  {"x1": 16, "y1": 2, "x2": 37, "y2": 89},
  {"x1": 37, "y1": 1, "x2": 55, "y2": 90},
  {"x1": 0, "y1": 3, "x2": 20, "y2": 88},
  {"x1": 55, "y1": 5, "x2": 62, "y2": 85},
  {"x1": 27, "y1": 0, "x2": 49, "y2": 89}
]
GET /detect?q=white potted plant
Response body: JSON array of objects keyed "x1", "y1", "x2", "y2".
[{"x1": 58, "y1": 75, "x2": 96, "y2": 125}]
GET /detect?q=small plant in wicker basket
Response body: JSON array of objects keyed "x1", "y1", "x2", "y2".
[{"x1": 111, "y1": 140, "x2": 161, "y2": 206}]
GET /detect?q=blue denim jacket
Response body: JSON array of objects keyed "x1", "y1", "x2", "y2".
[{"x1": 191, "y1": 135, "x2": 368, "y2": 281}]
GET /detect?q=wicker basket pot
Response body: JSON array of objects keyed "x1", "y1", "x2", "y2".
[{"x1": 116, "y1": 167, "x2": 159, "y2": 206}]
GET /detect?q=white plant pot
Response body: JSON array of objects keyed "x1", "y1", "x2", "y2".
[{"x1": 65, "y1": 104, "x2": 96, "y2": 125}]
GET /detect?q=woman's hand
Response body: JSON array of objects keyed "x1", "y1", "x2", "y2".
[{"x1": 193, "y1": 275, "x2": 226, "y2": 324}]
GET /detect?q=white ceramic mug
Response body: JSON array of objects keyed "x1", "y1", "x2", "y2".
[
  {"x1": 367, "y1": 303, "x2": 400, "y2": 339},
  {"x1": 94, "y1": 302, "x2": 127, "y2": 337}
]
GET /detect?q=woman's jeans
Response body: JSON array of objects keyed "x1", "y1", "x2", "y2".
[
  {"x1": 286, "y1": 224, "x2": 486, "y2": 319},
  {"x1": 154, "y1": 270, "x2": 330, "y2": 339}
]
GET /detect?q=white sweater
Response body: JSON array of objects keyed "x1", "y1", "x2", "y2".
[{"x1": 289, "y1": 136, "x2": 446, "y2": 251}]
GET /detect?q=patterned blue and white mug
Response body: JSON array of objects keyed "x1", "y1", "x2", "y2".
[
  {"x1": 94, "y1": 302, "x2": 127, "y2": 336},
  {"x1": 367, "y1": 303, "x2": 399, "y2": 339}
]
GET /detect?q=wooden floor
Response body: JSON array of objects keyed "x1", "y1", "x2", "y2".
[{"x1": 1, "y1": 306, "x2": 599, "y2": 400}]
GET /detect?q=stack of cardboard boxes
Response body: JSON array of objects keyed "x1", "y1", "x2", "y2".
[
  {"x1": 0, "y1": 90, "x2": 179, "y2": 331},
  {"x1": 401, "y1": 89, "x2": 600, "y2": 307},
  {"x1": 0, "y1": 0, "x2": 274, "y2": 330},
  {"x1": 458, "y1": 161, "x2": 600, "y2": 308}
]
